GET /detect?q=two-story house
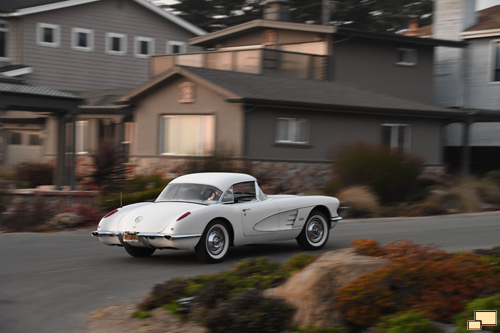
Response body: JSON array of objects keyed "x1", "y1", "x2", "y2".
[
  {"x1": 113, "y1": 0, "x2": 474, "y2": 192},
  {"x1": 409, "y1": 0, "x2": 500, "y2": 173},
  {"x1": 0, "y1": 0, "x2": 205, "y2": 183}
]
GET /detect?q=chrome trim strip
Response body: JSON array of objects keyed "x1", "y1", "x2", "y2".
[
  {"x1": 330, "y1": 216, "x2": 342, "y2": 222},
  {"x1": 169, "y1": 234, "x2": 202, "y2": 239},
  {"x1": 91, "y1": 231, "x2": 120, "y2": 237}
]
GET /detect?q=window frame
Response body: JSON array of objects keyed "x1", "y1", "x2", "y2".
[
  {"x1": 0, "y1": 20, "x2": 10, "y2": 60},
  {"x1": 71, "y1": 28, "x2": 94, "y2": 52},
  {"x1": 491, "y1": 40, "x2": 500, "y2": 83},
  {"x1": 396, "y1": 48, "x2": 417, "y2": 66},
  {"x1": 275, "y1": 117, "x2": 310, "y2": 144},
  {"x1": 381, "y1": 123, "x2": 412, "y2": 153},
  {"x1": 37, "y1": 23, "x2": 60, "y2": 47},
  {"x1": 166, "y1": 41, "x2": 186, "y2": 54},
  {"x1": 159, "y1": 114, "x2": 215, "y2": 156},
  {"x1": 134, "y1": 36, "x2": 155, "y2": 58},
  {"x1": 105, "y1": 32, "x2": 127, "y2": 55},
  {"x1": 75, "y1": 120, "x2": 90, "y2": 154}
]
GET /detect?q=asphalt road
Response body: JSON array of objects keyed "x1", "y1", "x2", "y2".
[{"x1": 1, "y1": 212, "x2": 499, "y2": 333}]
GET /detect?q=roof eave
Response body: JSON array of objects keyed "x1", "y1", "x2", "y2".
[
  {"x1": 228, "y1": 97, "x2": 468, "y2": 120},
  {"x1": 190, "y1": 19, "x2": 336, "y2": 46}
]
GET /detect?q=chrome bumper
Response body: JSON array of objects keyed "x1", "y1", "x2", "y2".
[
  {"x1": 330, "y1": 216, "x2": 342, "y2": 229},
  {"x1": 91, "y1": 231, "x2": 201, "y2": 240}
]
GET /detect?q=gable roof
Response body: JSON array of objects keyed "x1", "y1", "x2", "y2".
[
  {"x1": 0, "y1": 0, "x2": 206, "y2": 36},
  {"x1": 120, "y1": 66, "x2": 467, "y2": 120}
]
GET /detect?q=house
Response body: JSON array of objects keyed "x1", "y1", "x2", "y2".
[
  {"x1": 409, "y1": 0, "x2": 500, "y2": 173},
  {"x1": 112, "y1": 0, "x2": 480, "y2": 192},
  {"x1": 0, "y1": 0, "x2": 205, "y2": 178}
]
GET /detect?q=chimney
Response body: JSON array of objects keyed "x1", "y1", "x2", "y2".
[
  {"x1": 322, "y1": 0, "x2": 333, "y2": 25},
  {"x1": 264, "y1": 0, "x2": 290, "y2": 22},
  {"x1": 406, "y1": 19, "x2": 419, "y2": 36}
]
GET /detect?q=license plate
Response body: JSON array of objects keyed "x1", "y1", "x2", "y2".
[{"x1": 124, "y1": 232, "x2": 139, "y2": 242}]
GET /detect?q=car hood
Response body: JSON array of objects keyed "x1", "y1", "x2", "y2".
[{"x1": 118, "y1": 201, "x2": 204, "y2": 233}]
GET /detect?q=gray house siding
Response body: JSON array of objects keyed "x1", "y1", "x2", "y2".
[
  {"x1": 244, "y1": 107, "x2": 444, "y2": 165},
  {"x1": 334, "y1": 38, "x2": 435, "y2": 104},
  {"x1": 14, "y1": 0, "x2": 201, "y2": 91}
]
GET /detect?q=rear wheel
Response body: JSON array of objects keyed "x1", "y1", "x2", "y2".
[
  {"x1": 296, "y1": 210, "x2": 329, "y2": 250},
  {"x1": 195, "y1": 220, "x2": 230, "y2": 263},
  {"x1": 124, "y1": 245, "x2": 156, "y2": 257}
]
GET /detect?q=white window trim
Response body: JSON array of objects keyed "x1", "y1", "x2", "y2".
[
  {"x1": 0, "y1": 20, "x2": 10, "y2": 61},
  {"x1": 489, "y1": 39, "x2": 500, "y2": 84},
  {"x1": 37, "y1": 23, "x2": 60, "y2": 47},
  {"x1": 396, "y1": 48, "x2": 417, "y2": 66},
  {"x1": 106, "y1": 33, "x2": 127, "y2": 55},
  {"x1": 134, "y1": 36, "x2": 155, "y2": 58},
  {"x1": 381, "y1": 123, "x2": 412, "y2": 153},
  {"x1": 71, "y1": 28, "x2": 94, "y2": 51},
  {"x1": 166, "y1": 40, "x2": 186, "y2": 54},
  {"x1": 275, "y1": 117, "x2": 310, "y2": 144}
]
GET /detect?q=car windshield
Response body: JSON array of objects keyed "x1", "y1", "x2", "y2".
[{"x1": 156, "y1": 183, "x2": 223, "y2": 204}]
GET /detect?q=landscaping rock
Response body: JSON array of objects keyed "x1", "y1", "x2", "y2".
[{"x1": 264, "y1": 248, "x2": 389, "y2": 329}]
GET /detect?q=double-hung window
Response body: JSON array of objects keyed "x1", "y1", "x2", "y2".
[
  {"x1": 72, "y1": 28, "x2": 93, "y2": 51},
  {"x1": 106, "y1": 33, "x2": 127, "y2": 55},
  {"x1": 37, "y1": 23, "x2": 60, "y2": 47},
  {"x1": 276, "y1": 117, "x2": 309, "y2": 144},
  {"x1": 0, "y1": 21, "x2": 9, "y2": 60},
  {"x1": 159, "y1": 115, "x2": 215, "y2": 155},
  {"x1": 134, "y1": 37, "x2": 154, "y2": 58},
  {"x1": 381, "y1": 123, "x2": 411, "y2": 153}
]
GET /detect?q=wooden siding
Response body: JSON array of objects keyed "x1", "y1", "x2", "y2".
[
  {"x1": 334, "y1": 37, "x2": 435, "y2": 104},
  {"x1": 16, "y1": 0, "x2": 202, "y2": 91}
]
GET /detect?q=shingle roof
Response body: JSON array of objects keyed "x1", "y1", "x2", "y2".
[
  {"x1": 179, "y1": 66, "x2": 462, "y2": 117},
  {"x1": 0, "y1": 0, "x2": 63, "y2": 12},
  {"x1": 0, "y1": 82, "x2": 81, "y2": 99},
  {"x1": 466, "y1": 5, "x2": 500, "y2": 32}
]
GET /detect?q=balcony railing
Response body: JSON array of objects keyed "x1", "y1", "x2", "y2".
[{"x1": 151, "y1": 48, "x2": 329, "y2": 81}]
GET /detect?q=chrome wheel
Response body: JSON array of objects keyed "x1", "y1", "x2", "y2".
[
  {"x1": 306, "y1": 217, "x2": 325, "y2": 244},
  {"x1": 207, "y1": 227, "x2": 225, "y2": 256}
]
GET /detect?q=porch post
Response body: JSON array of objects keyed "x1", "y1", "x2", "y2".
[
  {"x1": 461, "y1": 121, "x2": 471, "y2": 175},
  {"x1": 69, "y1": 111, "x2": 77, "y2": 190},
  {"x1": 56, "y1": 113, "x2": 66, "y2": 189}
]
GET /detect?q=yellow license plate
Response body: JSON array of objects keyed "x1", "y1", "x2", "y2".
[{"x1": 124, "y1": 232, "x2": 139, "y2": 242}]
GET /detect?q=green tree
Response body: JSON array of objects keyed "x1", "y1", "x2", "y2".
[{"x1": 159, "y1": 0, "x2": 432, "y2": 33}]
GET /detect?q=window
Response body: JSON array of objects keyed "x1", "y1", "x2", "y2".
[
  {"x1": 167, "y1": 41, "x2": 186, "y2": 54},
  {"x1": 8, "y1": 132, "x2": 22, "y2": 145},
  {"x1": 37, "y1": 23, "x2": 60, "y2": 47},
  {"x1": 72, "y1": 28, "x2": 93, "y2": 51},
  {"x1": 276, "y1": 117, "x2": 309, "y2": 144},
  {"x1": 159, "y1": 115, "x2": 215, "y2": 155},
  {"x1": 396, "y1": 48, "x2": 417, "y2": 66},
  {"x1": 381, "y1": 124, "x2": 411, "y2": 153},
  {"x1": 0, "y1": 21, "x2": 9, "y2": 60},
  {"x1": 106, "y1": 33, "x2": 127, "y2": 55},
  {"x1": 134, "y1": 37, "x2": 154, "y2": 58},
  {"x1": 493, "y1": 41, "x2": 500, "y2": 82},
  {"x1": 29, "y1": 134, "x2": 42, "y2": 146}
]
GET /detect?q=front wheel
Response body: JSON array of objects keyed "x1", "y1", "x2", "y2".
[
  {"x1": 195, "y1": 220, "x2": 230, "y2": 263},
  {"x1": 124, "y1": 245, "x2": 156, "y2": 257},
  {"x1": 296, "y1": 210, "x2": 329, "y2": 250}
]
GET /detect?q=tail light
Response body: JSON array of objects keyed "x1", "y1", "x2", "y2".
[
  {"x1": 104, "y1": 209, "x2": 118, "y2": 218},
  {"x1": 177, "y1": 212, "x2": 191, "y2": 221}
]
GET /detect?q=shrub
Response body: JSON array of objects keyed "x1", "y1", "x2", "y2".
[
  {"x1": 453, "y1": 294, "x2": 500, "y2": 332},
  {"x1": 374, "y1": 311, "x2": 441, "y2": 333},
  {"x1": 427, "y1": 185, "x2": 482, "y2": 214},
  {"x1": 281, "y1": 253, "x2": 318, "y2": 274},
  {"x1": 204, "y1": 289, "x2": 295, "y2": 333},
  {"x1": 485, "y1": 170, "x2": 500, "y2": 187},
  {"x1": 46, "y1": 212, "x2": 82, "y2": 230},
  {"x1": 184, "y1": 149, "x2": 240, "y2": 174},
  {"x1": 336, "y1": 240, "x2": 499, "y2": 329},
  {"x1": 60, "y1": 204, "x2": 101, "y2": 227},
  {"x1": 91, "y1": 139, "x2": 126, "y2": 194},
  {"x1": 132, "y1": 311, "x2": 152, "y2": 319},
  {"x1": 1, "y1": 199, "x2": 53, "y2": 232},
  {"x1": 337, "y1": 186, "x2": 380, "y2": 218},
  {"x1": 334, "y1": 142, "x2": 423, "y2": 204},
  {"x1": 15, "y1": 162, "x2": 53, "y2": 188},
  {"x1": 350, "y1": 238, "x2": 386, "y2": 257},
  {"x1": 101, "y1": 187, "x2": 165, "y2": 210}
]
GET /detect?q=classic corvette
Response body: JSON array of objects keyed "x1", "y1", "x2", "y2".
[{"x1": 92, "y1": 172, "x2": 342, "y2": 263}]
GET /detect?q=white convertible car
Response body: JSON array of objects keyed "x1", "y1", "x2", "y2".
[{"x1": 92, "y1": 172, "x2": 341, "y2": 263}]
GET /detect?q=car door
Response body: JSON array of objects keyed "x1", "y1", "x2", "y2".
[{"x1": 225, "y1": 181, "x2": 280, "y2": 237}]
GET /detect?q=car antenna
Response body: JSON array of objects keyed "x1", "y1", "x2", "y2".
[{"x1": 120, "y1": 192, "x2": 123, "y2": 208}]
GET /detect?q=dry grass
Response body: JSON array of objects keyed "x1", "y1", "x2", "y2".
[{"x1": 338, "y1": 186, "x2": 380, "y2": 217}]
